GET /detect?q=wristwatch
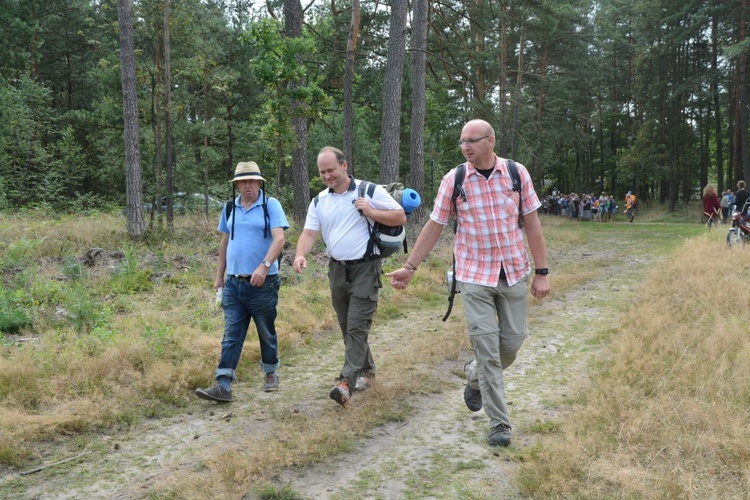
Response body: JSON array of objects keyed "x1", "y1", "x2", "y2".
[
  {"x1": 263, "y1": 260, "x2": 272, "y2": 268},
  {"x1": 534, "y1": 268, "x2": 549, "y2": 275}
]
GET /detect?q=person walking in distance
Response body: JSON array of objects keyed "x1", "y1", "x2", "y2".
[
  {"x1": 733, "y1": 180, "x2": 750, "y2": 217},
  {"x1": 293, "y1": 147, "x2": 406, "y2": 407},
  {"x1": 624, "y1": 191, "x2": 636, "y2": 222},
  {"x1": 387, "y1": 119, "x2": 550, "y2": 447},
  {"x1": 195, "y1": 161, "x2": 289, "y2": 403}
]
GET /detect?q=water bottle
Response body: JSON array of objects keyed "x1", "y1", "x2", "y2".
[
  {"x1": 215, "y1": 287, "x2": 223, "y2": 306},
  {"x1": 446, "y1": 270, "x2": 453, "y2": 292}
]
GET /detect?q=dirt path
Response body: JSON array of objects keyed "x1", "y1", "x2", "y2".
[{"x1": 5, "y1": 230, "x2": 657, "y2": 499}]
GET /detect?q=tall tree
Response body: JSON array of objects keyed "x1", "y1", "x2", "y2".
[
  {"x1": 164, "y1": 0, "x2": 175, "y2": 231},
  {"x1": 711, "y1": 12, "x2": 724, "y2": 192},
  {"x1": 409, "y1": 0, "x2": 428, "y2": 224},
  {"x1": 379, "y1": 0, "x2": 408, "y2": 184},
  {"x1": 117, "y1": 0, "x2": 146, "y2": 239},
  {"x1": 343, "y1": 0, "x2": 361, "y2": 171},
  {"x1": 284, "y1": 0, "x2": 311, "y2": 223},
  {"x1": 736, "y1": 0, "x2": 750, "y2": 181}
]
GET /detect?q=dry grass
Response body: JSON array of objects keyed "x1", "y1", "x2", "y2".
[
  {"x1": 153, "y1": 319, "x2": 469, "y2": 498},
  {"x1": 516, "y1": 233, "x2": 750, "y2": 498},
  {"x1": 5, "y1": 206, "x2": 743, "y2": 498}
]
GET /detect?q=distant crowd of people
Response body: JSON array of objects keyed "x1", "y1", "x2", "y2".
[
  {"x1": 717, "y1": 180, "x2": 750, "y2": 222},
  {"x1": 540, "y1": 191, "x2": 636, "y2": 223}
]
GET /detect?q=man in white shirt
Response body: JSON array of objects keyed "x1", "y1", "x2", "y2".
[{"x1": 294, "y1": 146, "x2": 406, "y2": 406}]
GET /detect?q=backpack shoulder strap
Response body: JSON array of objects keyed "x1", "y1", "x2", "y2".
[
  {"x1": 356, "y1": 181, "x2": 377, "y2": 257},
  {"x1": 507, "y1": 159, "x2": 520, "y2": 193},
  {"x1": 225, "y1": 200, "x2": 236, "y2": 240},
  {"x1": 444, "y1": 164, "x2": 466, "y2": 322},
  {"x1": 451, "y1": 163, "x2": 467, "y2": 204},
  {"x1": 507, "y1": 159, "x2": 524, "y2": 229}
]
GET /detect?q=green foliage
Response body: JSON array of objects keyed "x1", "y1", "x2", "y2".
[
  {"x1": 256, "y1": 483, "x2": 305, "y2": 500},
  {"x1": 2, "y1": 237, "x2": 45, "y2": 268},
  {"x1": 241, "y1": 17, "x2": 331, "y2": 182},
  {"x1": 62, "y1": 285, "x2": 110, "y2": 333},
  {"x1": 143, "y1": 323, "x2": 173, "y2": 357},
  {"x1": 0, "y1": 289, "x2": 31, "y2": 335},
  {"x1": 108, "y1": 247, "x2": 154, "y2": 294},
  {"x1": 0, "y1": 439, "x2": 34, "y2": 468},
  {"x1": 0, "y1": 0, "x2": 741, "y2": 215}
]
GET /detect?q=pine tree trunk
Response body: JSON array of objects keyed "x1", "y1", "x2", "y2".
[
  {"x1": 164, "y1": 0, "x2": 175, "y2": 232},
  {"x1": 379, "y1": 0, "x2": 408, "y2": 184},
  {"x1": 343, "y1": 0, "x2": 360, "y2": 173},
  {"x1": 408, "y1": 0, "x2": 428, "y2": 224},
  {"x1": 116, "y1": 0, "x2": 145, "y2": 240}
]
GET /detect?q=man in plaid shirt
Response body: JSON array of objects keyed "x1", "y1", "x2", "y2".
[{"x1": 387, "y1": 119, "x2": 550, "y2": 447}]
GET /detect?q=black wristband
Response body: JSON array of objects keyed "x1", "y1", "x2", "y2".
[{"x1": 534, "y1": 268, "x2": 549, "y2": 275}]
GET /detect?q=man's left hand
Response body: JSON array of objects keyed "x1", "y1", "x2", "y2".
[
  {"x1": 250, "y1": 265, "x2": 268, "y2": 287},
  {"x1": 530, "y1": 275, "x2": 550, "y2": 299}
]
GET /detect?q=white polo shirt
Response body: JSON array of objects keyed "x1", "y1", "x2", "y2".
[{"x1": 304, "y1": 177, "x2": 402, "y2": 261}]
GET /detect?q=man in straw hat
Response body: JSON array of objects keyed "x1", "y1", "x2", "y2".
[
  {"x1": 293, "y1": 146, "x2": 406, "y2": 407},
  {"x1": 195, "y1": 161, "x2": 289, "y2": 403}
]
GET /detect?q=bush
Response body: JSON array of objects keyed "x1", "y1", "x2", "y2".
[{"x1": 0, "y1": 290, "x2": 31, "y2": 335}]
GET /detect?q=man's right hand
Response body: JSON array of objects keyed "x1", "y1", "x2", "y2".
[
  {"x1": 385, "y1": 268, "x2": 414, "y2": 290},
  {"x1": 293, "y1": 256, "x2": 307, "y2": 274},
  {"x1": 214, "y1": 276, "x2": 224, "y2": 291}
]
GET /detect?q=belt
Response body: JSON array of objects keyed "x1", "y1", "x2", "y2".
[
  {"x1": 228, "y1": 274, "x2": 278, "y2": 282},
  {"x1": 329, "y1": 255, "x2": 380, "y2": 266},
  {"x1": 229, "y1": 274, "x2": 253, "y2": 282}
]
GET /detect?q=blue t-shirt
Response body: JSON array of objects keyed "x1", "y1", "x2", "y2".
[{"x1": 218, "y1": 193, "x2": 289, "y2": 275}]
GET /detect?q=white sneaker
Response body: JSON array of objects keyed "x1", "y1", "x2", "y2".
[{"x1": 354, "y1": 376, "x2": 370, "y2": 391}]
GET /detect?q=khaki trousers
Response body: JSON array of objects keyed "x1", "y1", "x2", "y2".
[
  {"x1": 328, "y1": 259, "x2": 381, "y2": 388},
  {"x1": 462, "y1": 276, "x2": 529, "y2": 429}
]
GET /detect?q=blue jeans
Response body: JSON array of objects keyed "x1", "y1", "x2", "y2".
[{"x1": 216, "y1": 274, "x2": 280, "y2": 382}]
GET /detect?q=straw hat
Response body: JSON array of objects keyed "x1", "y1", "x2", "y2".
[{"x1": 229, "y1": 161, "x2": 266, "y2": 183}]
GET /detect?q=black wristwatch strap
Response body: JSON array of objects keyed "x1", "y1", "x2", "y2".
[{"x1": 534, "y1": 268, "x2": 549, "y2": 275}]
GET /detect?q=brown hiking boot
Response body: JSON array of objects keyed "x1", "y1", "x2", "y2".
[{"x1": 329, "y1": 379, "x2": 351, "y2": 406}]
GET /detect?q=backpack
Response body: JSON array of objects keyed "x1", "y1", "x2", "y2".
[
  {"x1": 313, "y1": 181, "x2": 421, "y2": 259},
  {"x1": 443, "y1": 160, "x2": 522, "y2": 321},
  {"x1": 359, "y1": 181, "x2": 422, "y2": 259}
]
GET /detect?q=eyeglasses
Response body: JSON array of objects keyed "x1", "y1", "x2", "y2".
[{"x1": 458, "y1": 135, "x2": 491, "y2": 146}]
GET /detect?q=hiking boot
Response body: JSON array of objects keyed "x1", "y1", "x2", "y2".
[
  {"x1": 263, "y1": 372, "x2": 279, "y2": 392},
  {"x1": 487, "y1": 424, "x2": 512, "y2": 447},
  {"x1": 195, "y1": 384, "x2": 232, "y2": 403},
  {"x1": 463, "y1": 360, "x2": 482, "y2": 411},
  {"x1": 354, "y1": 376, "x2": 371, "y2": 392},
  {"x1": 329, "y1": 380, "x2": 351, "y2": 407},
  {"x1": 464, "y1": 384, "x2": 482, "y2": 412}
]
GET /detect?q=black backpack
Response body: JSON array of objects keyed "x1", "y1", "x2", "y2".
[
  {"x1": 313, "y1": 180, "x2": 419, "y2": 259},
  {"x1": 443, "y1": 160, "x2": 522, "y2": 321},
  {"x1": 358, "y1": 181, "x2": 410, "y2": 258}
]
